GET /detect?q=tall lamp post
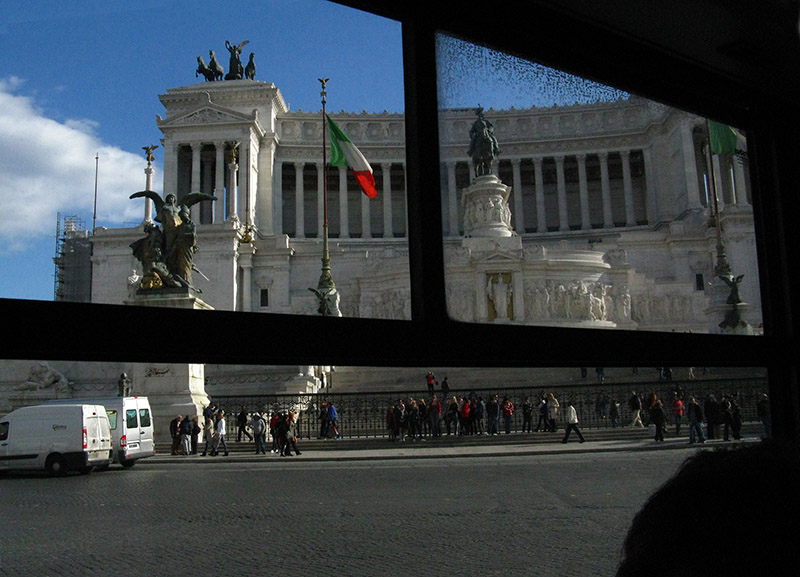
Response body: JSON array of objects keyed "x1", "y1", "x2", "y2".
[{"x1": 309, "y1": 77, "x2": 341, "y2": 316}]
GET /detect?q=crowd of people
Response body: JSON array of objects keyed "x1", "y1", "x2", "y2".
[
  {"x1": 626, "y1": 388, "x2": 770, "y2": 443},
  {"x1": 385, "y1": 391, "x2": 583, "y2": 442},
  {"x1": 169, "y1": 374, "x2": 770, "y2": 454},
  {"x1": 169, "y1": 403, "x2": 306, "y2": 457}
]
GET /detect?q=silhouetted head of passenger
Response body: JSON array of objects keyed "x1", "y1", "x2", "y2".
[{"x1": 616, "y1": 440, "x2": 799, "y2": 577}]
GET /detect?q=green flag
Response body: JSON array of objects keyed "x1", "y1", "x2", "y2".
[{"x1": 709, "y1": 120, "x2": 738, "y2": 155}]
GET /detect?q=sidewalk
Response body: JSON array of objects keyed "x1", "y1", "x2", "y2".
[{"x1": 146, "y1": 426, "x2": 763, "y2": 464}]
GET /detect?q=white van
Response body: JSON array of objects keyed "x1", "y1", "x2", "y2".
[
  {"x1": 0, "y1": 404, "x2": 113, "y2": 475},
  {"x1": 45, "y1": 397, "x2": 154, "y2": 467}
]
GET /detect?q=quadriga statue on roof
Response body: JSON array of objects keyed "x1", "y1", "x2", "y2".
[{"x1": 129, "y1": 190, "x2": 215, "y2": 292}]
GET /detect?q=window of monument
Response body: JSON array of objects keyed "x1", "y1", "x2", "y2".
[
  {"x1": 0, "y1": 1, "x2": 410, "y2": 322},
  {"x1": 435, "y1": 32, "x2": 762, "y2": 337}
]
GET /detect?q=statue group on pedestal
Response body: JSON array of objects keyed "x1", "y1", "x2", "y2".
[
  {"x1": 196, "y1": 40, "x2": 256, "y2": 82},
  {"x1": 129, "y1": 190, "x2": 215, "y2": 292}
]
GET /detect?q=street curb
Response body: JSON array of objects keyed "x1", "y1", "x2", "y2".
[{"x1": 140, "y1": 436, "x2": 761, "y2": 465}]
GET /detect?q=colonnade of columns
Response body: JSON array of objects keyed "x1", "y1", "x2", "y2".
[
  {"x1": 443, "y1": 150, "x2": 648, "y2": 236},
  {"x1": 163, "y1": 140, "x2": 248, "y2": 226},
  {"x1": 277, "y1": 161, "x2": 407, "y2": 239}
]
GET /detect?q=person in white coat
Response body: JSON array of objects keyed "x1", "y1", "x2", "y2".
[
  {"x1": 561, "y1": 400, "x2": 585, "y2": 443},
  {"x1": 211, "y1": 410, "x2": 229, "y2": 456}
]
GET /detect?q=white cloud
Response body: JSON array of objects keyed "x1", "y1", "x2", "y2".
[{"x1": 0, "y1": 78, "x2": 148, "y2": 253}]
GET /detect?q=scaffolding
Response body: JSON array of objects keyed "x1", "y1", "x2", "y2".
[{"x1": 53, "y1": 213, "x2": 92, "y2": 302}]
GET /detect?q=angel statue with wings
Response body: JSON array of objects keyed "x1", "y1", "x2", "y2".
[
  {"x1": 225, "y1": 40, "x2": 249, "y2": 80},
  {"x1": 129, "y1": 190, "x2": 215, "y2": 292}
]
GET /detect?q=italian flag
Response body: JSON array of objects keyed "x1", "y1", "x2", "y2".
[{"x1": 327, "y1": 115, "x2": 378, "y2": 198}]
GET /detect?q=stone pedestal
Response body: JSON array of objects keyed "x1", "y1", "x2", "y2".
[
  {"x1": 462, "y1": 174, "x2": 514, "y2": 238},
  {"x1": 126, "y1": 289, "x2": 212, "y2": 443},
  {"x1": 704, "y1": 280, "x2": 754, "y2": 335}
]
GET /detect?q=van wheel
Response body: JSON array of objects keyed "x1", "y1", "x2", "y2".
[
  {"x1": 45, "y1": 454, "x2": 68, "y2": 476},
  {"x1": 120, "y1": 459, "x2": 136, "y2": 468}
]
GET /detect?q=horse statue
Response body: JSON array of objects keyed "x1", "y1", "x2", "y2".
[
  {"x1": 208, "y1": 50, "x2": 224, "y2": 81},
  {"x1": 467, "y1": 107, "x2": 501, "y2": 177},
  {"x1": 245, "y1": 53, "x2": 256, "y2": 80},
  {"x1": 196, "y1": 56, "x2": 216, "y2": 81}
]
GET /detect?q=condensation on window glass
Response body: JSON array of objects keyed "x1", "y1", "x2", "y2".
[
  {"x1": 1, "y1": 1, "x2": 408, "y2": 321},
  {"x1": 436, "y1": 33, "x2": 760, "y2": 335}
]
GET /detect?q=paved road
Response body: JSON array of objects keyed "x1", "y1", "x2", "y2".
[{"x1": 0, "y1": 448, "x2": 697, "y2": 577}]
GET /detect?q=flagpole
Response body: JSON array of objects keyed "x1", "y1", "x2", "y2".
[
  {"x1": 315, "y1": 77, "x2": 336, "y2": 314},
  {"x1": 705, "y1": 119, "x2": 731, "y2": 277}
]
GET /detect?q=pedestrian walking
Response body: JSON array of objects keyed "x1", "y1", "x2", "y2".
[
  {"x1": 628, "y1": 392, "x2": 644, "y2": 428},
  {"x1": 179, "y1": 414, "x2": 193, "y2": 455},
  {"x1": 522, "y1": 397, "x2": 533, "y2": 433},
  {"x1": 671, "y1": 394, "x2": 684, "y2": 435},
  {"x1": 200, "y1": 416, "x2": 214, "y2": 456},
  {"x1": 169, "y1": 415, "x2": 182, "y2": 455},
  {"x1": 501, "y1": 396, "x2": 515, "y2": 434},
  {"x1": 561, "y1": 401, "x2": 585, "y2": 443},
  {"x1": 251, "y1": 411, "x2": 267, "y2": 454},
  {"x1": 650, "y1": 400, "x2": 666, "y2": 442},
  {"x1": 547, "y1": 393, "x2": 559, "y2": 432},
  {"x1": 757, "y1": 393, "x2": 771, "y2": 438},
  {"x1": 237, "y1": 405, "x2": 253, "y2": 442},
  {"x1": 535, "y1": 395, "x2": 548, "y2": 432},
  {"x1": 686, "y1": 396, "x2": 705, "y2": 444},
  {"x1": 210, "y1": 410, "x2": 229, "y2": 456},
  {"x1": 327, "y1": 401, "x2": 341, "y2": 439}
]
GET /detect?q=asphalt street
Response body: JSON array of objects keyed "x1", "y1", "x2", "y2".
[{"x1": 0, "y1": 447, "x2": 698, "y2": 577}]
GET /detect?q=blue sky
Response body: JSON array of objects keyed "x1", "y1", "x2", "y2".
[
  {"x1": 0, "y1": 0, "x2": 629, "y2": 302},
  {"x1": 0, "y1": 0, "x2": 404, "y2": 301}
]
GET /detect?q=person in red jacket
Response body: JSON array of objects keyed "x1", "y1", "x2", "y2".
[
  {"x1": 671, "y1": 394, "x2": 685, "y2": 435},
  {"x1": 501, "y1": 397, "x2": 515, "y2": 434}
]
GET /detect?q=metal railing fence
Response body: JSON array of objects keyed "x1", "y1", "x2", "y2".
[{"x1": 211, "y1": 375, "x2": 767, "y2": 440}]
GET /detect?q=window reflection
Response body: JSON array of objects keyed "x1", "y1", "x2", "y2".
[{"x1": 436, "y1": 33, "x2": 760, "y2": 335}]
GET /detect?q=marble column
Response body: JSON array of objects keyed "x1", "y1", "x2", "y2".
[
  {"x1": 576, "y1": 154, "x2": 591, "y2": 231},
  {"x1": 228, "y1": 159, "x2": 239, "y2": 220},
  {"x1": 190, "y1": 142, "x2": 202, "y2": 223},
  {"x1": 533, "y1": 157, "x2": 547, "y2": 232},
  {"x1": 239, "y1": 243, "x2": 255, "y2": 312},
  {"x1": 733, "y1": 155, "x2": 749, "y2": 205},
  {"x1": 511, "y1": 158, "x2": 524, "y2": 233},
  {"x1": 446, "y1": 162, "x2": 458, "y2": 236},
  {"x1": 621, "y1": 150, "x2": 637, "y2": 226},
  {"x1": 294, "y1": 161, "x2": 305, "y2": 238},
  {"x1": 214, "y1": 142, "x2": 226, "y2": 223},
  {"x1": 681, "y1": 119, "x2": 703, "y2": 209},
  {"x1": 143, "y1": 163, "x2": 155, "y2": 223},
  {"x1": 273, "y1": 161, "x2": 283, "y2": 233},
  {"x1": 383, "y1": 163, "x2": 395, "y2": 238},
  {"x1": 599, "y1": 152, "x2": 614, "y2": 228},
  {"x1": 642, "y1": 147, "x2": 658, "y2": 224},
  {"x1": 338, "y1": 166, "x2": 349, "y2": 238},
  {"x1": 316, "y1": 162, "x2": 325, "y2": 238},
  {"x1": 361, "y1": 188, "x2": 372, "y2": 239},
  {"x1": 555, "y1": 155, "x2": 569, "y2": 232}
]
